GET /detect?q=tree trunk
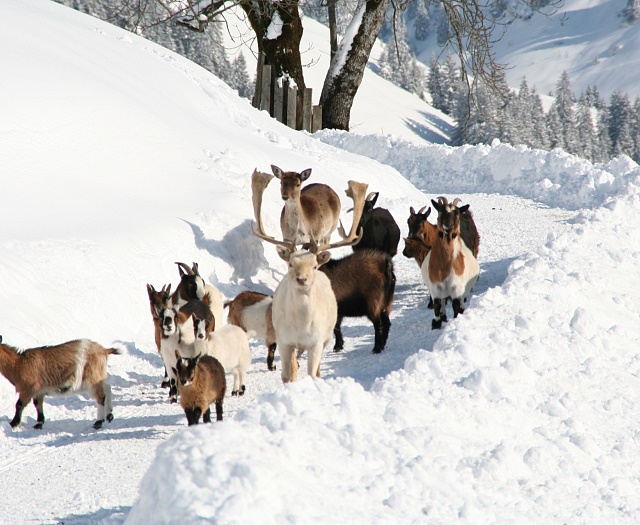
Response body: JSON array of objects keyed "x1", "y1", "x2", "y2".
[
  {"x1": 320, "y1": 0, "x2": 391, "y2": 130},
  {"x1": 241, "y1": 1, "x2": 306, "y2": 117}
]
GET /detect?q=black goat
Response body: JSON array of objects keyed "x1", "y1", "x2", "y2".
[
  {"x1": 352, "y1": 192, "x2": 401, "y2": 257},
  {"x1": 319, "y1": 249, "x2": 396, "y2": 354}
]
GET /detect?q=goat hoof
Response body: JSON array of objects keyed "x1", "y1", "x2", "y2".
[
  {"x1": 33, "y1": 423, "x2": 43, "y2": 430},
  {"x1": 161, "y1": 380, "x2": 170, "y2": 389},
  {"x1": 10, "y1": 420, "x2": 20, "y2": 429},
  {"x1": 170, "y1": 397, "x2": 178, "y2": 404},
  {"x1": 372, "y1": 348, "x2": 382, "y2": 354},
  {"x1": 268, "y1": 366, "x2": 276, "y2": 371},
  {"x1": 232, "y1": 391, "x2": 238, "y2": 396},
  {"x1": 239, "y1": 386, "x2": 246, "y2": 396},
  {"x1": 431, "y1": 319, "x2": 443, "y2": 330},
  {"x1": 333, "y1": 346, "x2": 343, "y2": 353},
  {"x1": 93, "y1": 420, "x2": 104, "y2": 430},
  {"x1": 106, "y1": 413, "x2": 114, "y2": 423}
]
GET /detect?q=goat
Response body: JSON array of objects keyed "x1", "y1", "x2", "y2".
[
  {"x1": 251, "y1": 166, "x2": 341, "y2": 246},
  {"x1": 352, "y1": 192, "x2": 401, "y2": 257},
  {"x1": 319, "y1": 249, "x2": 396, "y2": 354},
  {"x1": 172, "y1": 350, "x2": 226, "y2": 425},
  {"x1": 193, "y1": 317, "x2": 251, "y2": 396},
  {"x1": 146, "y1": 283, "x2": 172, "y2": 388},
  {"x1": 252, "y1": 176, "x2": 368, "y2": 383},
  {"x1": 159, "y1": 296, "x2": 214, "y2": 403},
  {"x1": 404, "y1": 206, "x2": 439, "y2": 310},
  {"x1": 0, "y1": 335, "x2": 121, "y2": 430},
  {"x1": 172, "y1": 262, "x2": 225, "y2": 329},
  {"x1": 225, "y1": 291, "x2": 277, "y2": 371},
  {"x1": 423, "y1": 197, "x2": 480, "y2": 329}
]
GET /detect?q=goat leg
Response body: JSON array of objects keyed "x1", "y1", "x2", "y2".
[
  {"x1": 10, "y1": 397, "x2": 27, "y2": 428},
  {"x1": 267, "y1": 343, "x2": 277, "y2": 371},
  {"x1": 33, "y1": 395, "x2": 45, "y2": 430},
  {"x1": 452, "y1": 298, "x2": 464, "y2": 318},
  {"x1": 202, "y1": 408, "x2": 212, "y2": 423},
  {"x1": 333, "y1": 317, "x2": 345, "y2": 352}
]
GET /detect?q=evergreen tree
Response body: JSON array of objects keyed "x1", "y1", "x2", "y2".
[
  {"x1": 530, "y1": 87, "x2": 550, "y2": 150},
  {"x1": 621, "y1": 0, "x2": 640, "y2": 24},
  {"x1": 632, "y1": 97, "x2": 640, "y2": 163},
  {"x1": 379, "y1": 17, "x2": 426, "y2": 98},
  {"x1": 546, "y1": 71, "x2": 579, "y2": 154},
  {"x1": 575, "y1": 96, "x2": 597, "y2": 161},
  {"x1": 228, "y1": 53, "x2": 253, "y2": 100},
  {"x1": 596, "y1": 106, "x2": 613, "y2": 162},
  {"x1": 583, "y1": 85, "x2": 606, "y2": 109},
  {"x1": 414, "y1": 1, "x2": 431, "y2": 41},
  {"x1": 427, "y1": 54, "x2": 461, "y2": 115},
  {"x1": 608, "y1": 91, "x2": 634, "y2": 157}
]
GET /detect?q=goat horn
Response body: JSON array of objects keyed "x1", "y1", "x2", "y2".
[
  {"x1": 175, "y1": 262, "x2": 193, "y2": 275},
  {"x1": 366, "y1": 191, "x2": 377, "y2": 201},
  {"x1": 418, "y1": 205, "x2": 427, "y2": 214},
  {"x1": 436, "y1": 196, "x2": 449, "y2": 207},
  {"x1": 452, "y1": 198, "x2": 462, "y2": 207}
]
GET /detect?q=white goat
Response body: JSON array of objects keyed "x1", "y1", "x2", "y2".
[
  {"x1": 0, "y1": 336, "x2": 121, "y2": 429},
  {"x1": 252, "y1": 178, "x2": 368, "y2": 383},
  {"x1": 193, "y1": 317, "x2": 251, "y2": 396},
  {"x1": 422, "y1": 197, "x2": 480, "y2": 329}
]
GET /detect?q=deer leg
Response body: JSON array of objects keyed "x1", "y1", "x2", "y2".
[{"x1": 279, "y1": 344, "x2": 296, "y2": 383}]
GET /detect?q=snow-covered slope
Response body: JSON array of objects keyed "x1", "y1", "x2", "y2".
[{"x1": 1, "y1": 1, "x2": 640, "y2": 524}]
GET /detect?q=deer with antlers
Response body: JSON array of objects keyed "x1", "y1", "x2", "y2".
[{"x1": 251, "y1": 170, "x2": 368, "y2": 382}]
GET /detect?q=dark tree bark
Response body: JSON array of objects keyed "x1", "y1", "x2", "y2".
[{"x1": 320, "y1": 0, "x2": 392, "y2": 130}]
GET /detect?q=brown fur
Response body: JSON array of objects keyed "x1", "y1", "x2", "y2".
[
  {"x1": 174, "y1": 351, "x2": 226, "y2": 425},
  {"x1": 272, "y1": 165, "x2": 341, "y2": 244},
  {"x1": 147, "y1": 284, "x2": 171, "y2": 352},
  {"x1": 0, "y1": 339, "x2": 120, "y2": 429},
  {"x1": 402, "y1": 237, "x2": 430, "y2": 267},
  {"x1": 225, "y1": 291, "x2": 277, "y2": 370}
]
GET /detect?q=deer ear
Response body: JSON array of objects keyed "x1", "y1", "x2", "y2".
[
  {"x1": 316, "y1": 251, "x2": 332, "y2": 267},
  {"x1": 276, "y1": 245, "x2": 291, "y2": 262},
  {"x1": 299, "y1": 168, "x2": 312, "y2": 182},
  {"x1": 271, "y1": 165, "x2": 284, "y2": 179}
]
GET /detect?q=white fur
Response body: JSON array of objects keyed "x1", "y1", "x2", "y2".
[
  {"x1": 240, "y1": 297, "x2": 272, "y2": 340},
  {"x1": 159, "y1": 308, "x2": 196, "y2": 401},
  {"x1": 272, "y1": 248, "x2": 338, "y2": 383},
  {"x1": 195, "y1": 277, "x2": 226, "y2": 329},
  {"x1": 193, "y1": 323, "x2": 251, "y2": 395}
]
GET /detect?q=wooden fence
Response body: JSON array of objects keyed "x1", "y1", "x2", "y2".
[{"x1": 252, "y1": 53, "x2": 323, "y2": 133}]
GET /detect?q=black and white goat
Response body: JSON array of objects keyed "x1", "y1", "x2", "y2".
[
  {"x1": 423, "y1": 197, "x2": 480, "y2": 329},
  {"x1": 0, "y1": 336, "x2": 121, "y2": 429},
  {"x1": 319, "y1": 249, "x2": 396, "y2": 354},
  {"x1": 159, "y1": 296, "x2": 214, "y2": 402},
  {"x1": 352, "y1": 191, "x2": 401, "y2": 257},
  {"x1": 172, "y1": 262, "x2": 225, "y2": 329}
]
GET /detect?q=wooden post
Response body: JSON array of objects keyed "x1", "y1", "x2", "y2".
[
  {"x1": 286, "y1": 85, "x2": 297, "y2": 129},
  {"x1": 274, "y1": 81, "x2": 285, "y2": 124},
  {"x1": 311, "y1": 105, "x2": 323, "y2": 133},
  {"x1": 253, "y1": 52, "x2": 265, "y2": 109},
  {"x1": 300, "y1": 87, "x2": 313, "y2": 131},
  {"x1": 259, "y1": 64, "x2": 272, "y2": 113}
]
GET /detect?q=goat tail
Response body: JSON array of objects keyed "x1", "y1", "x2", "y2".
[
  {"x1": 224, "y1": 300, "x2": 233, "y2": 309},
  {"x1": 108, "y1": 346, "x2": 124, "y2": 356},
  {"x1": 383, "y1": 257, "x2": 396, "y2": 314}
]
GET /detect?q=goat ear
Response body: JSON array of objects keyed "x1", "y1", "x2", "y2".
[
  {"x1": 299, "y1": 168, "x2": 312, "y2": 182},
  {"x1": 409, "y1": 206, "x2": 416, "y2": 215},
  {"x1": 191, "y1": 262, "x2": 199, "y2": 275},
  {"x1": 369, "y1": 192, "x2": 379, "y2": 207},
  {"x1": 276, "y1": 245, "x2": 291, "y2": 262},
  {"x1": 174, "y1": 349, "x2": 181, "y2": 360},
  {"x1": 458, "y1": 204, "x2": 470, "y2": 213},
  {"x1": 271, "y1": 165, "x2": 284, "y2": 179},
  {"x1": 425, "y1": 207, "x2": 432, "y2": 218},
  {"x1": 431, "y1": 199, "x2": 441, "y2": 212},
  {"x1": 316, "y1": 251, "x2": 332, "y2": 267},
  {"x1": 165, "y1": 283, "x2": 172, "y2": 295}
]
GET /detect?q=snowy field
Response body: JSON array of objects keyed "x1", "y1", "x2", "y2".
[{"x1": 1, "y1": 1, "x2": 640, "y2": 524}]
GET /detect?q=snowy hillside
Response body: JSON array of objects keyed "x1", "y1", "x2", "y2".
[
  {"x1": 412, "y1": 0, "x2": 640, "y2": 99},
  {"x1": 1, "y1": 1, "x2": 640, "y2": 524}
]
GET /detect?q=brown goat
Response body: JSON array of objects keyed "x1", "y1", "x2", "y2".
[
  {"x1": 173, "y1": 350, "x2": 226, "y2": 425},
  {"x1": 225, "y1": 291, "x2": 277, "y2": 371},
  {"x1": 0, "y1": 336, "x2": 121, "y2": 429},
  {"x1": 146, "y1": 283, "x2": 172, "y2": 388},
  {"x1": 319, "y1": 249, "x2": 396, "y2": 354}
]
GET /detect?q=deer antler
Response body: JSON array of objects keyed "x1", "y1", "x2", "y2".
[
  {"x1": 251, "y1": 169, "x2": 296, "y2": 250},
  {"x1": 315, "y1": 180, "x2": 368, "y2": 252}
]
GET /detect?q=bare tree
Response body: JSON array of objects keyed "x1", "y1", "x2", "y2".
[{"x1": 115, "y1": 0, "x2": 562, "y2": 131}]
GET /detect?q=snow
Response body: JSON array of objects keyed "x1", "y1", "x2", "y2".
[{"x1": 1, "y1": 1, "x2": 640, "y2": 524}]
